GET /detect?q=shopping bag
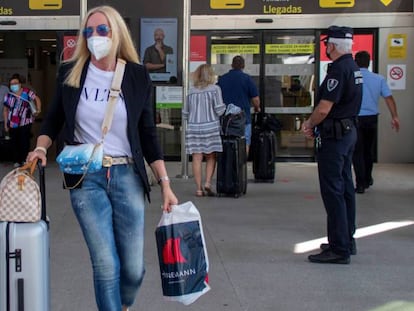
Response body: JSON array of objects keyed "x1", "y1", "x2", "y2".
[{"x1": 155, "y1": 201, "x2": 210, "y2": 305}]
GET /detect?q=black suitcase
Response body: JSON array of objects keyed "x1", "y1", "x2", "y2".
[
  {"x1": 0, "y1": 163, "x2": 49, "y2": 311},
  {"x1": 252, "y1": 129, "x2": 276, "y2": 182},
  {"x1": 216, "y1": 136, "x2": 247, "y2": 198}
]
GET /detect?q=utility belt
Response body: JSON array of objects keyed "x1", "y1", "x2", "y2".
[{"x1": 317, "y1": 118, "x2": 356, "y2": 140}]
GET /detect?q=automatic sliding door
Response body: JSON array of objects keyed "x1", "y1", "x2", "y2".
[
  {"x1": 210, "y1": 32, "x2": 261, "y2": 95},
  {"x1": 263, "y1": 32, "x2": 316, "y2": 159},
  {"x1": 203, "y1": 30, "x2": 316, "y2": 160}
]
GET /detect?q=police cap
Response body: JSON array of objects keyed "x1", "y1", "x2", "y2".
[{"x1": 321, "y1": 26, "x2": 353, "y2": 42}]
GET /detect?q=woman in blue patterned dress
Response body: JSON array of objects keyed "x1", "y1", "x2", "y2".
[{"x1": 183, "y1": 64, "x2": 226, "y2": 196}]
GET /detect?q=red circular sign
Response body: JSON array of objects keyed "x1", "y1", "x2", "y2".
[{"x1": 389, "y1": 66, "x2": 404, "y2": 80}]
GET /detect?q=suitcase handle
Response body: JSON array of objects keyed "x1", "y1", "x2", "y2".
[{"x1": 37, "y1": 161, "x2": 47, "y2": 222}]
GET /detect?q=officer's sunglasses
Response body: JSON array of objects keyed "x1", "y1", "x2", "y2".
[{"x1": 82, "y1": 24, "x2": 111, "y2": 39}]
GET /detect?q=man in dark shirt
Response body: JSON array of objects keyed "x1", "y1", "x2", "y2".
[
  {"x1": 217, "y1": 56, "x2": 260, "y2": 154},
  {"x1": 302, "y1": 26, "x2": 363, "y2": 264}
]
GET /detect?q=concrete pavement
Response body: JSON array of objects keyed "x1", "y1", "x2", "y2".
[{"x1": 1, "y1": 161, "x2": 413, "y2": 311}]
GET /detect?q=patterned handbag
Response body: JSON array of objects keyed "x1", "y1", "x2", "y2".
[
  {"x1": 0, "y1": 161, "x2": 41, "y2": 222},
  {"x1": 56, "y1": 142, "x2": 103, "y2": 174}
]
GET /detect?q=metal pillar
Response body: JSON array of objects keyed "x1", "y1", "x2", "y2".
[
  {"x1": 80, "y1": 0, "x2": 87, "y2": 22},
  {"x1": 178, "y1": 0, "x2": 191, "y2": 179}
]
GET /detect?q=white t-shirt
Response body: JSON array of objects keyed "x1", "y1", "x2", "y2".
[{"x1": 74, "y1": 63, "x2": 132, "y2": 157}]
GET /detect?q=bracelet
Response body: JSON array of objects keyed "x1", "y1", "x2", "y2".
[
  {"x1": 34, "y1": 146, "x2": 47, "y2": 155},
  {"x1": 158, "y1": 176, "x2": 170, "y2": 185}
]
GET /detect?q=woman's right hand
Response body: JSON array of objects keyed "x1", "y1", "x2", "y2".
[{"x1": 27, "y1": 147, "x2": 48, "y2": 167}]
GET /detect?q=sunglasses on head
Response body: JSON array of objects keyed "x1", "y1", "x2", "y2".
[{"x1": 82, "y1": 24, "x2": 111, "y2": 39}]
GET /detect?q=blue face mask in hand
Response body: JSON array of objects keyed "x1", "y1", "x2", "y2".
[{"x1": 10, "y1": 84, "x2": 20, "y2": 93}]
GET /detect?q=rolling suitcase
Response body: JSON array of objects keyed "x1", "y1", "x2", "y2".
[
  {"x1": 216, "y1": 136, "x2": 247, "y2": 198},
  {"x1": 0, "y1": 163, "x2": 49, "y2": 311},
  {"x1": 252, "y1": 129, "x2": 276, "y2": 182}
]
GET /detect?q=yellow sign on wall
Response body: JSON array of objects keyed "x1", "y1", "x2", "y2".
[
  {"x1": 211, "y1": 44, "x2": 260, "y2": 54},
  {"x1": 266, "y1": 44, "x2": 314, "y2": 55},
  {"x1": 388, "y1": 34, "x2": 407, "y2": 59},
  {"x1": 319, "y1": 0, "x2": 354, "y2": 8},
  {"x1": 29, "y1": 0, "x2": 62, "y2": 10},
  {"x1": 210, "y1": 0, "x2": 245, "y2": 9}
]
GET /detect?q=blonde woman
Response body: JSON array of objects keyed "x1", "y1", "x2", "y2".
[
  {"x1": 26, "y1": 5, "x2": 178, "y2": 311},
  {"x1": 183, "y1": 64, "x2": 226, "y2": 196}
]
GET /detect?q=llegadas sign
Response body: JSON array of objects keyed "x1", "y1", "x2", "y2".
[
  {"x1": 0, "y1": 0, "x2": 79, "y2": 16},
  {"x1": 192, "y1": 0, "x2": 413, "y2": 15}
]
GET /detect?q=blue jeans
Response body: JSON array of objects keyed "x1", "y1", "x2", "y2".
[
  {"x1": 245, "y1": 123, "x2": 252, "y2": 146},
  {"x1": 70, "y1": 164, "x2": 146, "y2": 311}
]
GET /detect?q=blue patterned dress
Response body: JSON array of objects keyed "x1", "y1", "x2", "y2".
[{"x1": 183, "y1": 84, "x2": 226, "y2": 154}]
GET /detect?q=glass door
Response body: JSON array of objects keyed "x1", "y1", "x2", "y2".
[
  {"x1": 209, "y1": 32, "x2": 261, "y2": 96},
  {"x1": 192, "y1": 30, "x2": 317, "y2": 161},
  {"x1": 263, "y1": 31, "x2": 316, "y2": 160}
]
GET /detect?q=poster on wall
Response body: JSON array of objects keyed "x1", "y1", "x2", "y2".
[
  {"x1": 140, "y1": 18, "x2": 178, "y2": 82},
  {"x1": 62, "y1": 35, "x2": 77, "y2": 61},
  {"x1": 319, "y1": 33, "x2": 374, "y2": 83},
  {"x1": 190, "y1": 35, "x2": 207, "y2": 73}
]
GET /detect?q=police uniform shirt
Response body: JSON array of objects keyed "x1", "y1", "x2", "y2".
[{"x1": 317, "y1": 54, "x2": 363, "y2": 120}]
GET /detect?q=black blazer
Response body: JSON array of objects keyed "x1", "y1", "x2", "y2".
[{"x1": 40, "y1": 59, "x2": 162, "y2": 198}]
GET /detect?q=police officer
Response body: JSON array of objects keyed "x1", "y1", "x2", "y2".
[{"x1": 302, "y1": 26, "x2": 363, "y2": 264}]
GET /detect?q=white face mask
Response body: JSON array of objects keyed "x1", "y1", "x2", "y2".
[{"x1": 87, "y1": 36, "x2": 112, "y2": 61}]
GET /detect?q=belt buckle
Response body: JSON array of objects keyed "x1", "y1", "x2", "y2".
[{"x1": 102, "y1": 156, "x2": 113, "y2": 167}]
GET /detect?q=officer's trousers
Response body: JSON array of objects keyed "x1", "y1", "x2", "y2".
[{"x1": 317, "y1": 127, "x2": 357, "y2": 257}]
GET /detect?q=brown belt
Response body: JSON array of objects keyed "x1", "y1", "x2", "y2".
[{"x1": 102, "y1": 156, "x2": 134, "y2": 167}]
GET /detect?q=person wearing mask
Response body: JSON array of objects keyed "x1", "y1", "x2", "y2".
[
  {"x1": 26, "y1": 5, "x2": 178, "y2": 311},
  {"x1": 217, "y1": 55, "x2": 261, "y2": 154},
  {"x1": 0, "y1": 83, "x2": 10, "y2": 138},
  {"x1": 3, "y1": 73, "x2": 41, "y2": 167},
  {"x1": 183, "y1": 64, "x2": 226, "y2": 197},
  {"x1": 302, "y1": 26, "x2": 362, "y2": 264},
  {"x1": 353, "y1": 50, "x2": 400, "y2": 193},
  {"x1": 143, "y1": 28, "x2": 173, "y2": 73}
]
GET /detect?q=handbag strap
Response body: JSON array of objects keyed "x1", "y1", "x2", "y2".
[{"x1": 101, "y1": 58, "x2": 126, "y2": 137}]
